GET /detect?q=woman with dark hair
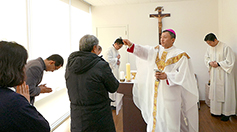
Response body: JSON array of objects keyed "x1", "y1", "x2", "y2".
[{"x1": 0, "y1": 41, "x2": 50, "y2": 132}]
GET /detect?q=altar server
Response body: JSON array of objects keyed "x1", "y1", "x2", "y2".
[{"x1": 105, "y1": 37, "x2": 124, "y2": 109}]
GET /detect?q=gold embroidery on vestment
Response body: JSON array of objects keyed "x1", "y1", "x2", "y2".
[
  {"x1": 155, "y1": 52, "x2": 190, "y2": 70},
  {"x1": 152, "y1": 52, "x2": 190, "y2": 131},
  {"x1": 154, "y1": 45, "x2": 160, "y2": 50},
  {"x1": 152, "y1": 80, "x2": 159, "y2": 132}
]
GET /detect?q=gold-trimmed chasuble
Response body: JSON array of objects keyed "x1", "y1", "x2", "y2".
[{"x1": 152, "y1": 51, "x2": 190, "y2": 132}]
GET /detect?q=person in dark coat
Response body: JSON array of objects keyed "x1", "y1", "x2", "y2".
[
  {"x1": 65, "y1": 34, "x2": 119, "y2": 132},
  {"x1": 0, "y1": 41, "x2": 50, "y2": 132}
]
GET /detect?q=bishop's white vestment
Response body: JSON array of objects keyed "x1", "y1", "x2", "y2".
[
  {"x1": 105, "y1": 45, "x2": 123, "y2": 113},
  {"x1": 129, "y1": 44, "x2": 199, "y2": 132},
  {"x1": 204, "y1": 41, "x2": 236, "y2": 116}
]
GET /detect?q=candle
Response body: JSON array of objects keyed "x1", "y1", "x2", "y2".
[
  {"x1": 126, "y1": 63, "x2": 131, "y2": 81},
  {"x1": 120, "y1": 71, "x2": 125, "y2": 80}
]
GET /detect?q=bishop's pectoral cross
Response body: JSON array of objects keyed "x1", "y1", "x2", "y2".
[{"x1": 150, "y1": 6, "x2": 170, "y2": 44}]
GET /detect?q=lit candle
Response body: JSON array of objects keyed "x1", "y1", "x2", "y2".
[{"x1": 126, "y1": 63, "x2": 131, "y2": 81}]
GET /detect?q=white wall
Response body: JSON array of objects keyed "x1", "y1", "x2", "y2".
[
  {"x1": 218, "y1": 0, "x2": 237, "y2": 61},
  {"x1": 92, "y1": 0, "x2": 219, "y2": 100}
]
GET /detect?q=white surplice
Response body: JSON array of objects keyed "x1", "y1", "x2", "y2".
[
  {"x1": 105, "y1": 45, "x2": 123, "y2": 114},
  {"x1": 132, "y1": 44, "x2": 199, "y2": 132},
  {"x1": 204, "y1": 41, "x2": 236, "y2": 116},
  {"x1": 105, "y1": 46, "x2": 120, "y2": 79}
]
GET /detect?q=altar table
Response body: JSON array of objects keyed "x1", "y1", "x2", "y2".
[{"x1": 117, "y1": 82, "x2": 146, "y2": 132}]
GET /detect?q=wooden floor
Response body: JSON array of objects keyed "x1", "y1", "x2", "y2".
[
  {"x1": 54, "y1": 101, "x2": 237, "y2": 132},
  {"x1": 112, "y1": 108, "x2": 123, "y2": 132},
  {"x1": 198, "y1": 101, "x2": 237, "y2": 132}
]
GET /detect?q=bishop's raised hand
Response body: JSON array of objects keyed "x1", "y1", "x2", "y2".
[{"x1": 123, "y1": 39, "x2": 133, "y2": 47}]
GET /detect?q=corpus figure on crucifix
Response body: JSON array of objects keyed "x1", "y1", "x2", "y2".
[{"x1": 150, "y1": 6, "x2": 170, "y2": 44}]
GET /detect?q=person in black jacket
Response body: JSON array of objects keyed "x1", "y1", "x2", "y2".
[
  {"x1": 0, "y1": 41, "x2": 50, "y2": 132},
  {"x1": 65, "y1": 34, "x2": 119, "y2": 132}
]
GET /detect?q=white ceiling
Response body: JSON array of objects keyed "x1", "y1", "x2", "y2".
[{"x1": 83, "y1": 0, "x2": 189, "y2": 6}]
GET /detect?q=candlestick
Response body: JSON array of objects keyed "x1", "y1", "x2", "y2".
[{"x1": 131, "y1": 70, "x2": 137, "y2": 80}]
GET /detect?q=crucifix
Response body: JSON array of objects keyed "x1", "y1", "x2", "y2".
[{"x1": 150, "y1": 6, "x2": 170, "y2": 44}]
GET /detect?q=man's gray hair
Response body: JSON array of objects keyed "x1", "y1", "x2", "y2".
[{"x1": 79, "y1": 34, "x2": 99, "y2": 52}]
